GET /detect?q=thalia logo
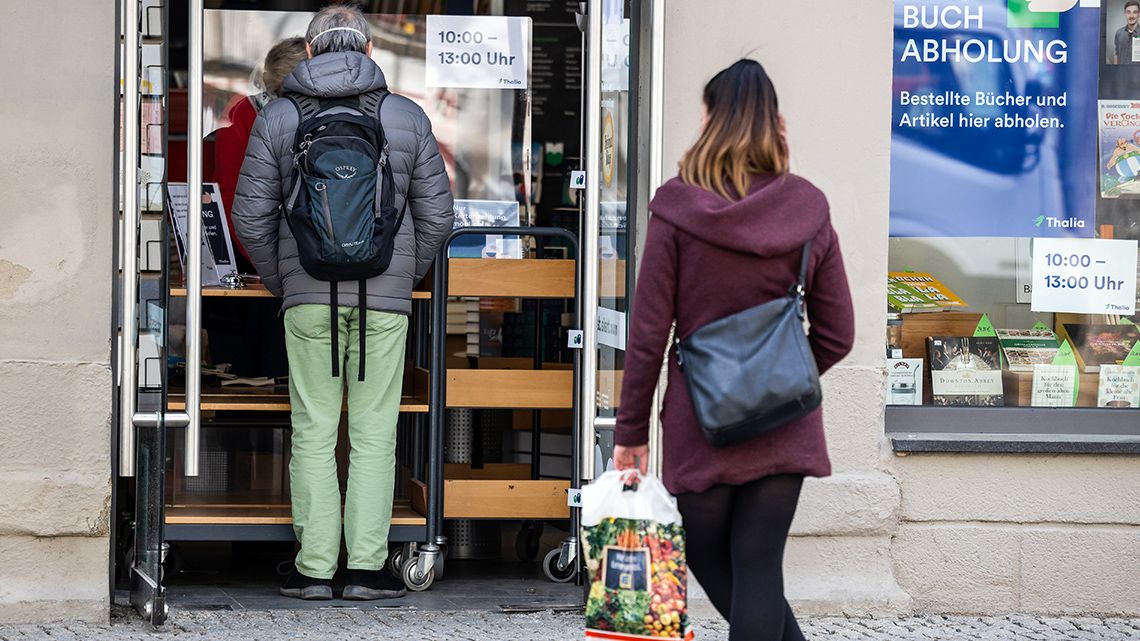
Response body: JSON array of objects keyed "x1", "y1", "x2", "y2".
[
  {"x1": 1038, "y1": 216, "x2": 1085, "y2": 229},
  {"x1": 334, "y1": 165, "x2": 358, "y2": 179}
]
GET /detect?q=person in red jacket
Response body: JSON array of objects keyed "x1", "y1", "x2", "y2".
[
  {"x1": 613, "y1": 59, "x2": 855, "y2": 641},
  {"x1": 214, "y1": 37, "x2": 308, "y2": 272},
  {"x1": 204, "y1": 38, "x2": 306, "y2": 378}
]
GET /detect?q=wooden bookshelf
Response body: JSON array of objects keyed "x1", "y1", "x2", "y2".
[
  {"x1": 165, "y1": 502, "x2": 425, "y2": 526},
  {"x1": 168, "y1": 387, "x2": 429, "y2": 413},
  {"x1": 170, "y1": 283, "x2": 431, "y2": 300}
]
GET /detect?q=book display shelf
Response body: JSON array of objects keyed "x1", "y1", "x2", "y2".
[{"x1": 889, "y1": 264, "x2": 1139, "y2": 404}]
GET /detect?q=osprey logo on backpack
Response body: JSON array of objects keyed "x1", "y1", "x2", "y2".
[{"x1": 283, "y1": 89, "x2": 409, "y2": 382}]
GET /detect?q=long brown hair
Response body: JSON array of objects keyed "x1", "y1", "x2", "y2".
[{"x1": 679, "y1": 59, "x2": 789, "y2": 200}]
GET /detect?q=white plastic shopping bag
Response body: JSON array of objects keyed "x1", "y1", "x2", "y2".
[{"x1": 582, "y1": 470, "x2": 692, "y2": 640}]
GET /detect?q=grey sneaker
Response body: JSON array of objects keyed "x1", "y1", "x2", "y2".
[
  {"x1": 342, "y1": 569, "x2": 407, "y2": 600},
  {"x1": 279, "y1": 569, "x2": 333, "y2": 600}
]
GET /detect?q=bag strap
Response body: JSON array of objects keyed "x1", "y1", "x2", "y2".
[
  {"x1": 330, "y1": 282, "x2": 340, "y2": 378},
  {"x1": 791, "y1": 240, "x2": 812, "y2": 300},
  {"x1": 358, "y1": 279, "x2": 367, "y2": 382}
]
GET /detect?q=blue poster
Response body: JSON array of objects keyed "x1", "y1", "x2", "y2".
[{"x1": 890, "y1": 0, "x2": 1100, "y2": 238}]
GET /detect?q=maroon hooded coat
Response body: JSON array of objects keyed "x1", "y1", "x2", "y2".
[{"x1": 614, "y1": 174, "x2": 855, "y2": 495}]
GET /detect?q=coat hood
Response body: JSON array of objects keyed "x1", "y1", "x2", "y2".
[
  {"x1": 281, "y1": 51, "x2": 388, "y2": 98},
  {"x1": 649, "y1": 174, "x2": 829, "y2": 257}
]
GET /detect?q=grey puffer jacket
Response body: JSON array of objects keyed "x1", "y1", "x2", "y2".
[{"x1": 232, "y1": 51, "x2": 454, "y2": 315}]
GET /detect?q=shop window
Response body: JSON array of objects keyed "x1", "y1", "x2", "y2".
[{"x1": 886, "y1": 2, "x2": 1140, "y2": 452}]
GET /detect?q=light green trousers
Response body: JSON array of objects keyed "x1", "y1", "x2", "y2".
[{"x1": 284, "y1": 303, "x2": 408, "y2": 579}]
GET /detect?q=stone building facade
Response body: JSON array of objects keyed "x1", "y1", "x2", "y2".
[{"x1": 0, "y1": 0, "x2": 1135, "y2": 623}]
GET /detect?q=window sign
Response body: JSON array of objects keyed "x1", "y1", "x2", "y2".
[
  {"x1": 1031, "y1": 237, "x2": 1138, "y2": 314},
  {"x1": 890, "y1": 0, "x2": 1099, "y2": 237},
  {"x1": 425, "y1": 15, "x2": 531, "y2": 90}
]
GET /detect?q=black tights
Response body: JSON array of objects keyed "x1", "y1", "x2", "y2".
[{"x1": 676, "y1": 474, "x2": 805, "y2": 641}]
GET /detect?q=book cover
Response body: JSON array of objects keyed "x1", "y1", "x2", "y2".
[
  {"x1": 1098, "y1": 101, "x2": 1140, "y2": 198},
  {"x1": 997, "y1": 328, "x2": 1060, "y2": 373},
  {"x1": 927, "y1": 336, "x2": 1004, "y2": 406},
  {"x1": 1058, "y1": 323, "x2": 1140, "y2": 373},
  {"x1": 887, "y1": 272, "x2": 968, "y2": 313},
  {"x1": 1097, "y1": 365, "x2": 1140, "y2": 408},
  {"x1": 1030, "y1": 364, "x2": 1077, "y2": 407},
  {"x1": 886, "y1": 358, "x2": 923, "y2": 406}
]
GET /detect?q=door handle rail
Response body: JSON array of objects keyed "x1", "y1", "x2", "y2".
[
  {"x1": 119, "y1": 0, "x2": 141, "y2": 478},
  {"x1": 183, "y1": 0, "x2": 204, "y2": 477}
]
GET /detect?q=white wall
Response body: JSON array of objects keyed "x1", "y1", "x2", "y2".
[{"x1": 0, "y1": 0, "x2": 115, "y2": 623}]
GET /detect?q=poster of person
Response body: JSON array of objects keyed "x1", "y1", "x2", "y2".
[
  {"x1": 1098, "y1": 100, "x2": 1140, "y2": 197},
  {"x1": 1104, "y1": 0, "x2": 1140, "y2": 64}
]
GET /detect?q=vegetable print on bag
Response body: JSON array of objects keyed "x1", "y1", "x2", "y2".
[{"x1": 582, "y1": 471, "x2": 693, "y2": 640}]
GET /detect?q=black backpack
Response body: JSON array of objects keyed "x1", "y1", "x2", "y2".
[{"x1": 283, "y1": 89, "x2": 407, "y2": 381}]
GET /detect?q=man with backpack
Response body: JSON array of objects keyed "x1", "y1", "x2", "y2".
[{"x1": 232, "y1": 5, "x2": 454, "y2": 600}]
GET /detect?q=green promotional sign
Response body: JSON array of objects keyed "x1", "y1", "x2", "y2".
[
  {"x1": 1006, "y1": 0, "x2": 1060, "y2": 28},
  {"x1": 973, "y1": 314, "x2": 997, "y2": 337},
  {"x1": 1123, "y1": 341, "x2": 1140, "y2": 367}
]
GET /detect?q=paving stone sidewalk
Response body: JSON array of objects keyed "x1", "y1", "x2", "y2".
[{"x1": 1, "y1": 609, "x2": 1139, "y2": 641}]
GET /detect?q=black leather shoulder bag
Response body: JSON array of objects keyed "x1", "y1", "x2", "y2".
[{"x1": 675, "y1": 241, "x2": 821, "y2": 447}]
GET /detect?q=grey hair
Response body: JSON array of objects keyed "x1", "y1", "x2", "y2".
[{"x1": 306, "y1": 5, "x2": 372, "y2": 56}]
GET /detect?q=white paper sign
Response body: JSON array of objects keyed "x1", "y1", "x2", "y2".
[
  {"x1": 597, "y1": 306, "x2": 627, "y2": 351},
  {"x1": 1031, "y1": 238, "x2": 1138, "y2": 315},
  {"x1": 425, "y1": 15, "x2": 530, "y2": 90}
]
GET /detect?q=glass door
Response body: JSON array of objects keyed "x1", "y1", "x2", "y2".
[
  {"x1": 117, "y1": 0, "x2": 204, "y2": 625},
  {"x1": 580, "y1": 0, "x2": 658, "y2": 479}
]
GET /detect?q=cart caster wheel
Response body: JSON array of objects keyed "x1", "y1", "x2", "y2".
[
  {"x1": 543, "y1": 548, "x2": 576, "y2": 583},
  {"x1": 516, "y1": 523, "x2": 543, "y2": 562},
  {"x1": 387, "y1": 546, "x2": 406, "y2": 580},
  {"x1": 402, "y1": 557, "x2": 435, "y2": 592}
]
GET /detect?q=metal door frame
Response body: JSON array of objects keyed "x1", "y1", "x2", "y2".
[{"x1": 578, "y1": 0, "x2": 667, "y2": 481}]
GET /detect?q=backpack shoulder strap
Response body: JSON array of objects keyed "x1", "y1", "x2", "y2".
[
  {"x1": 360, "y1": 89, "x2": 388, "y2": 120},
  {"x1": 284, "y1": 92, "x2": 321, "y2": 122}
]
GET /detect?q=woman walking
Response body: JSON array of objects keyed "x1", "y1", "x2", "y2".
[{"x1": 613, "y1": 59, "x2": 855, "y2": 641}]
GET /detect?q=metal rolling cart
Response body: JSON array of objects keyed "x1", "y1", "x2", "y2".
[{"x1": 401, "y1": 226, "x2": 583, "y2": 591}]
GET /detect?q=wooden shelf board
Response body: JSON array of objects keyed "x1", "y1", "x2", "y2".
[
  {"x1": 409, "y1": 465, "x2": 570, "y2": 520},
  {"x1": 446, "y1": 369, "x2": 573, "y2": 409},
  {"x1": 169, "y1": 389, "x2": 429, "y2": 413},
  {"x1": 447, "y1": 259, "x2": 575, "y2": 298},
  {"x1": 165, "y1": 502, "x2": 425, "y2": 526},
  {"x1": 171, "y1": 284, "x2": 430, "y2": 300}
]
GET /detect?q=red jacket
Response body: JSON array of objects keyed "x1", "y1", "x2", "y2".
[
  {"x1": 615, "y1": 174, "x2": 855, "y2": 495},
  {"x1": 213, "y1": 97, "x2": 257, "y2": 264}
]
